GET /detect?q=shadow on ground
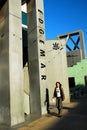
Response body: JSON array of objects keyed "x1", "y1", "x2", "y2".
[
  {"x1": 0, "y1": 95, "x2": 87, "y2": 130},
  {"x1": 44, "y1": 96, "x2": 87, "y2": 130}
]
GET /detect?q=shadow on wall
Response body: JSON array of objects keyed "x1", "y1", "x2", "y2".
[
  {"x1": 22, "y1": 29, "x2": 28, "y2": 67},
  {"x1": 44, "y1": 88, "x2": 50, "y2": 114}
]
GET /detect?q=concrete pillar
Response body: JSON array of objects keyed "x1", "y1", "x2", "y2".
[
  {"x1": 27, "y1": 0, "x2": 47, "y2": 116},
  {"x1": 79, "y1": 30, "x2": 86, "y2": 59},
  {"x1": 0, "y1": 0, "x2": 24, "y2": 127}
]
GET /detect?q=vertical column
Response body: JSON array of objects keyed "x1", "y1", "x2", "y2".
[
  {"x1": 27, "y1": 0, "x2": 47, "y2": 115},
  {"x1": 79, "y1": 30, "x2": 86, "y2": 59},
  {"x1": 0, "y1": 1, "x2": 10, "y2": 126},
  {"x1": 9, "y1": 0, "x2": 24, "y2": 126},
  {"x1": 0, "y1": 0, "x2": 24, "y2": 127}
]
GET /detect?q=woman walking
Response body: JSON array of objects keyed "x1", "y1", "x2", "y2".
[{"x1": 53, "y1": 82, "x2": 65, "y2": 117}]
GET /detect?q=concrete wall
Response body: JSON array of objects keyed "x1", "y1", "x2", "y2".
[
  {"x1": 67, "y1": 49, "x2": 82, "y2": 67},
  {"x1": 0, "y1": 0, "x2": 24, "y2": 127},
  {"x1": 46, "y1": 40, "x2": 70, "y2": 103},
  {"x1": 0, "y1": 0, "x2": 70, "y2": 127},
  {"x1": 27, "y1": 0, "x2": 47, "y2": 116},
  {"x1": 68, "y1": 59, "x2": 87, "y2": 86},
  {"x1": 24, "y1": 63, "x2": 30, "y2": 115}
]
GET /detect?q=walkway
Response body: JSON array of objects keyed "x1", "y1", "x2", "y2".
[
  {"x1": 17, "y1": 95, "x2": 87, "y2": 130},
  {"x1": 1, "y1": 95, "x2": 87, "y2": 130}
]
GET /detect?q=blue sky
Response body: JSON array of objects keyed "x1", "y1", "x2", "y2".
[{"x1": 44, "y1": 0, "x2": 87, "y2": 57}]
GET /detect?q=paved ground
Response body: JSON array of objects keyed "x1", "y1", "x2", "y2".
[
  {"x1": 1, "y1": 95, "x2": 87, "y2": 130},
  {"x1": 18, "y1": 95, "x2": 87, "y2": 130}
]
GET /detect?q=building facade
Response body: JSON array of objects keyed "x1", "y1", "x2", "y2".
[{"x1": 0, "y1": 0, "x2": 70, "y2": 128}]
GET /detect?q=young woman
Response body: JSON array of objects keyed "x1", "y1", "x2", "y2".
[{"x1": 53, "y1": 82, "x2": 65, "y2": 116}]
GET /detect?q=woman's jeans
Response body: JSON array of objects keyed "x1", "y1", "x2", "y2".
[{"x1": 56, "y1": 97, "x2": 62, "y2": 114}]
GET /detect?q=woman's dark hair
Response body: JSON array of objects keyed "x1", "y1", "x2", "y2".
[{"x1": 56, "y1": 82, "x2": 62, "y2": 87}]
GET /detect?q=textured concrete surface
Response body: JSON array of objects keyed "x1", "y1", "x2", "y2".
[
  {"x1": 0, "y1": 0, "x2": 24, "y2": 126},
  {"x1": 27, "y1": 0, "x2": 47, "y2": 116},
  {"x1": 46, "y1": 40, "x2": 70, "y2": 104}
]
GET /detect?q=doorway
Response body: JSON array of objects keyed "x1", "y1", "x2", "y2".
[
  {"x1": 68, "y1": 77, "x2": 75, "y2": 88},
  {"x1": 84, "y1": 76, "x2": 87, "y2": 87}
]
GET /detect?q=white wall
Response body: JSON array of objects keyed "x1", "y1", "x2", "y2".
[{"x1": 46, "y1": 39, "x2": 70, "y2": 103}]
